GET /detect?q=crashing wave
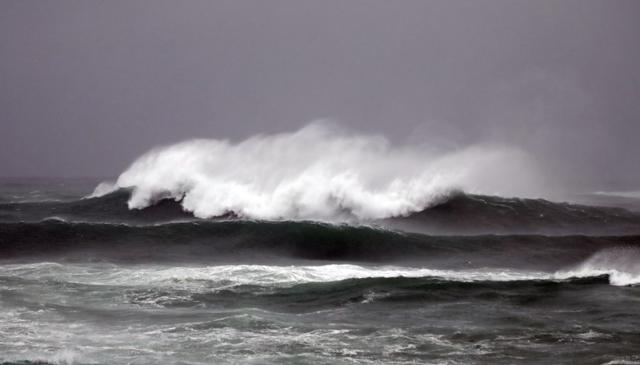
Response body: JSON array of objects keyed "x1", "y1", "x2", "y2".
[
  {"x1": 3, "y1": 254, "x2": 638, "y2": 290},
  {"x1": 93, "y1": 123, "x2": 546, "y2": 221},
  {"x1": 556, "y1": 247, "x2": 640, "y2": 286}
]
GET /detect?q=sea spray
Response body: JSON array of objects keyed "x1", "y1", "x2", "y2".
[
  {"x1": 95, "y1": 123, "x2": 545, "y2": 220},
  {"x1": 557, "y1": 247, "x2": 640, "y2": 286}
]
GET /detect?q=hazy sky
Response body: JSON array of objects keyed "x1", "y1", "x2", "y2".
[{"x1": 1, "y1": 0, "x2": 639, "y2": 190}]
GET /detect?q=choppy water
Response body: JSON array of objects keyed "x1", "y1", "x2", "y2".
[{"x1": 1, "y1": 179, "x2": 640, "y2": 364}]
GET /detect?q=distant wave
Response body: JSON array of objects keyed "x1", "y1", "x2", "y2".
[
  {"x1": 92, "y1": 123, "x2": 547, "y2": 221},
  {"x1": 593, "y1": 190, "x2": 640, "y2": 199},
  {"x1": 2, "y1": 188, "x2": 639, "y2": 235}
]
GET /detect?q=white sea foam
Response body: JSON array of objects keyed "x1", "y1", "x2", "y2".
[
  {"x1": 87, "y1": 181, "x2": 118, "y2": 198},
  {"x1": 555, "y1": 247, "x2": 640, "y2": 286},
  {"x1": 6, "y1": 259, "x2": 638, "y2": 289},
  {"x1": 0, "y1": 262, "x2": 550, "y2": 289},
  {"x1": 93, "y1": 122, "x2": 546, "y2": 221}
]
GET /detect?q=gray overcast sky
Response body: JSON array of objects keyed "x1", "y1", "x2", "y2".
[{"x1": 1, "y1": 0, "x2": 639, "y2": 190}]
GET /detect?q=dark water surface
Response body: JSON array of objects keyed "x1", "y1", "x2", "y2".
[{"x1": 1, "y1": 179, "x2": 639, "y2": 365}]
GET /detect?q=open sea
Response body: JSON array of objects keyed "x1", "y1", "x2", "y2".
[{"x1": 1, "y1": 178, "x2": 639, "y2": 365}]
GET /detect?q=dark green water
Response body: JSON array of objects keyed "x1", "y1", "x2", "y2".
[{"x1": 1, "y1": 180, "x2": 639, "y2": 365}]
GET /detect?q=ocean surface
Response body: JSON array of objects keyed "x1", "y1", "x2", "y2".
[{"x1": 1, "y1": 178, "x2": 640, "y2": 365}]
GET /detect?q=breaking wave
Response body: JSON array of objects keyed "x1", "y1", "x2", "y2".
[
  {"x1": 93, "y1": 123, "x2": 546, "y2": 221},
  {"x1": 558, "y1": 247, "x2": 640, "y2": 286},
  {"x1": 2, "y1": 254, "x2": 638, "y2": 292}
]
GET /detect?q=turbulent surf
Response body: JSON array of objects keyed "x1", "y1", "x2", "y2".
[{"x1": 1, "y1": 131, "x2": 640, "y2": 364}]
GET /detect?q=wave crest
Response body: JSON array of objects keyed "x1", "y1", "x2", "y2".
[
  {"x1": 98, "y1": 123, "x2": 545, "y2": 220},
  {"x1": 557, "y1": 247, "x2": 640, "y2": 286}
]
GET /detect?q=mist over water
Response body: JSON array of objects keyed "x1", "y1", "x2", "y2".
[{"x1": 94, "y1": 123, "x2": 547, "y2": 221}]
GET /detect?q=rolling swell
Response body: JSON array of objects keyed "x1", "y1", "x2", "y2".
[
  {"x1": 0, "y1": 265, "x2": 618, "y2": 313},
  {"x1": 0, "y1": 189, "x2": 191, "y2": 224},
  {"x1": 387, "y1": 192, "x2": 640, "y2": 235},
  {"x1": 156, "y1": 275, "x2": 615, "y2": 312},
  {"x1": 1, "y1": 220, "x2": 638, "y2": 270},
  {"x1": 1, "y1": 189, "x2": 640, "y2": 235}
]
